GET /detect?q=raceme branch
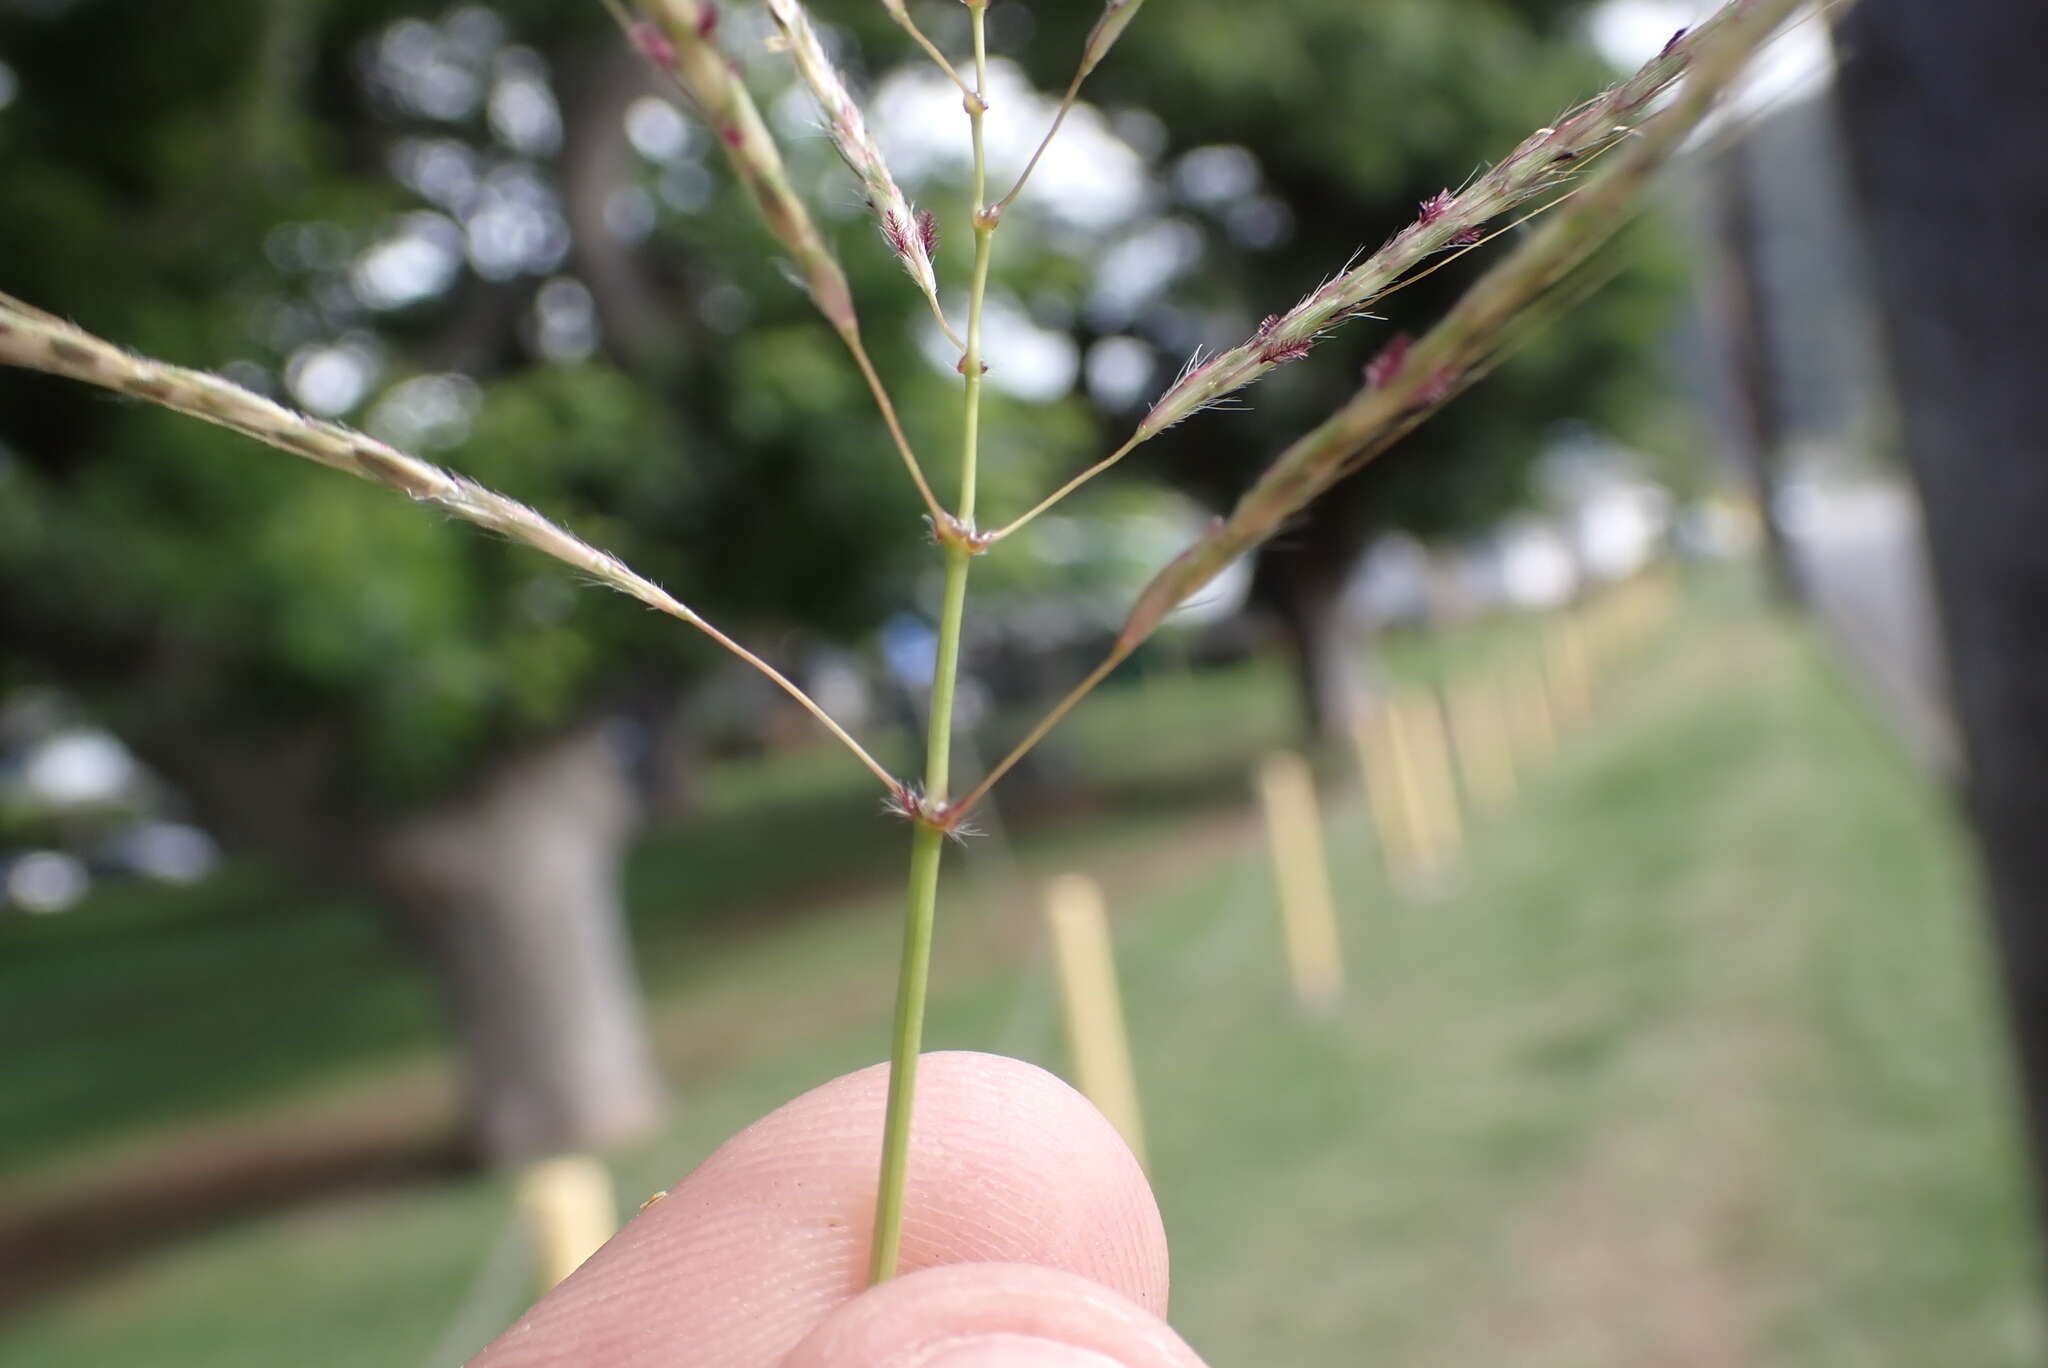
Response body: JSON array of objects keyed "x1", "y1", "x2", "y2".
[
  {"x1": 989, "y1": 0, "x2": 1789, "y2": 541},
  {"x1": 613, "y1": 0, "x2": 949, "y2": 525},
  {"x1": 0, "y1": 292, "x2": 905, "y2": 799},
  {"x1": 951, "y1": 0, "x2": 1811, "y2": 822}
]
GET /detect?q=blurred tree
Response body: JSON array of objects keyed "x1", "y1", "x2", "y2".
[
  {"x1": 0, "y1": 0, "x2": 973, "y2": 1161},
  {"x1": 0, "y1": 0, "x2": 1676, "y2": 1156},
  {"x1": 1832, "y1": 0, "x2": 2048, "y2": 1230},
  {"x1": 1005, "y1": 0, "x2": 1679, "y2": 737}
]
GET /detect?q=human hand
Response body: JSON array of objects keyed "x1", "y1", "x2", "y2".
[{"x1": 472, "y1": 1051, "x2": 1208, "y2": 1367}]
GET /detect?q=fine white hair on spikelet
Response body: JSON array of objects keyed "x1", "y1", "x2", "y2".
[
  {"x1": 1129, "y1": 2, "x2": 1771, "y2": 445},
  {"x1": 763, "y1": 0, "x2": 957, "y2": 347}
]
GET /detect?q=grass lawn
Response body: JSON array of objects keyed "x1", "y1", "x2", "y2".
[{"x1": 2, "y1": 578, "x2": 2042, "y2": 1365}]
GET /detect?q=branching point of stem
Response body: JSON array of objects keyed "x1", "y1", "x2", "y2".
[{"x1": 930, "y1": 513, "x2": 996, "y2": 557}]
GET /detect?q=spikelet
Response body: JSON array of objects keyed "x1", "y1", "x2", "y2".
[
  {"x1": 1117, "y1": 0, "x2": 1801, "y2": 646},
  {"x1": 1133, "y1": 0, "x2": 1772, "y2": 443},
  {"x1": 1078, "y1": 0, "x2": 1147, "y2": 84},
  {"x1": 641, "y1": 0, "x2": 860, "y2": 340},
  {"x1": 762, "y1": 0, "x2": 948, "y2": 327},
  {"x1": 0, "y1": 295, "x2": 700, "y2": 623}
]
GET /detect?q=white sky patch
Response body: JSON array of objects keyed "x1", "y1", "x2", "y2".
[
  {"x1": 1497, "y1": 517, "x2": 1581, "y2": 608},
  {"x1": 287, "y1": 338, "x2": 381, "y2": 416},
  {"x1": 1087, "y1": 218, "x2": 1204, "y2": 328},
  {"x1": 352, "y1": 212, "x2": 465, "y2": 311},
  {"x1": 1169, "y1": 552, "x2": 1251, "y2": 627},
  {"x1": 624, "y1": 95, "x2": 692, "y2": 163},
  {"x1": 7, "y1": 851, "x2": 88, "y2": 914},
  {"x1": 1174, "y1": 145, "x2": 1261, "y2": 206},
  {"x1": 22, "y1": 729, "x2": 135, "y2": 806},
  {"x1": 1589, "y1": 0, "x2": 1834, "y2": 122},
  {"x1": 918, "y1": 291, "x2": 1078, "y2": 401},
  {"x1": 1087, "y1": 335, "x2": 1155, "y2": 410},
  {"x1": 488, "y1": 49, "x2": 562, "y2": 157},
  {"x1": 368, "y1": 373, "x2": 482, "y2": 450},
  {"x1": 870, "y1": 59, "x2": 1150, "y2": 232}
]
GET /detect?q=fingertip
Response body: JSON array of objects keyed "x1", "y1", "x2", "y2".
[
  {"x1": 779, "y1": 1263, "x2": 1205, "y2": 1368},
  {"x1": 916, "y1": 1338, "x2": 1128, "y2": 1367},
  {"x1": 475, "y1": 1052, "x2": 1167, "y2": 1367},
  {"x1": 880, "y1": 1053, "x2": 1166, "y2": 1310}
]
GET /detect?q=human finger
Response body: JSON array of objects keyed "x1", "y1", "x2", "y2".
[
  {"x1": 473, "y1": 1051, "x2": 1166, "y2": 1367},
  {"x1": 778, "y1": 1261, "x2": 1207, "y2": 1368}
]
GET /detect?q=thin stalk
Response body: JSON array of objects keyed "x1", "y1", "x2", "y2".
[
  {"x1": 687, "y1": 617, "x2": 907, "y2": 795},
  {"x1": 993, "y1": 0, "x2": 1148, "y2": 213},
  {"x1": 868, "y1": 539, "x2": 966, "y2": 1284},
  {"x1": 869, "y1": 0, "x2": 995, "y2": 1285},
  {"x1": 988, "y1": 434, "x2": 1139, "y2": 542},
  {"x1": 959, "y1": 228, "x2": 993, "y2": 517},
  {"x1": 848, "y1": 337, "x2": 947, "y2": 521},
  {"x1": 870, "y1": 820, "x2": 945, "y2": 1283},
  {"x1": 948, "y1": 646, "x2": 1125, "y2": 821},
  {"x1": 991, "y1": 64, "x2": 1086, "y2": 216},
  {"x1": 879, "y1": 0, "x2": 974, "y2": 96}
]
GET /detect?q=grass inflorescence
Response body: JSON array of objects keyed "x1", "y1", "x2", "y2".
[{"x1": 0, "y1": 0, "x2": 1814, "y2": 1292}]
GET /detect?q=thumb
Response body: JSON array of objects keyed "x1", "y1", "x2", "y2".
[{"x1": 779, "y1": 1263, "x2": 1207, "y2": 1368}]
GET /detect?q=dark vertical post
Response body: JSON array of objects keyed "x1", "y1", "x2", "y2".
[{"x1": 1833, "y1": 0, "x2": 2048, "y2": 1228}]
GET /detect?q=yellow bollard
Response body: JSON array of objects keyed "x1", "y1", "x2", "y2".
[
  {"x1": 1509, "y1": 664, "x2": 1556, "y2": 765},
  {"x1": 1355, "y1": 705, "x2": 1421, "y2": 884},
  {"x1": 1402, "y1": 692, "x2": 1465, "y2": 868},
  {"x1": 1448, "y1": 680, "x2": 1518, "y2": 815},
  {"x1": 1545, "y1": 620, "x2": 1594, "y2": 726},
  {"x1": 1044, "y1": 874, "x2": 1148, "y2": 1167},
  {"x1": 1256, "y1": 752, "x2": 1346, "y2": 1008},
  {"x1": 1355, "y1": 695, "x2": 1460, "y2": 886},
  {"x1": 1356, "y1": 707, "x2": 1404, "y2": 878},
  {"x1": 517, "y1": 1154, "x2": 617, "y2": 1292}
]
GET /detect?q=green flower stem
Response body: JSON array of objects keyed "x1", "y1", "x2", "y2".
[
  {"x1": 868, "y1": 817, "x2": 944, "y2": 1284},
  {"x1": 868, "y1": 0, "x2": 996, "y2": 1285}
]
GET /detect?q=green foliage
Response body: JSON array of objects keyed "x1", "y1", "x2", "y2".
[{"x1": 0, "y1": 0, "x2": 1682, "y2": 810}]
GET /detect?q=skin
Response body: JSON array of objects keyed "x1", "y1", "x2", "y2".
[{"x1": 473, "y1": 1052, "x2": 1209, "y2": 1368}]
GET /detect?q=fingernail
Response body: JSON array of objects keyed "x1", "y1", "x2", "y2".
[{"x1": 908, "y1": 1335, "x2": 1126, "y2": 1368}]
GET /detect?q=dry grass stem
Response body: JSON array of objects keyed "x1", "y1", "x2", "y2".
[{"x1": 0, "y1": 292, "x2": 904, "y2": 796}]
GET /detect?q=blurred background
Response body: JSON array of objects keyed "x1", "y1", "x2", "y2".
[{"x1": 2, "y1": 0, "x2": 2044, "y2": 1363}]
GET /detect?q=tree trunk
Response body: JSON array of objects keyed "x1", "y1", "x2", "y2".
[
  {"x1": 1259, "y1": 549, "x2": 1364, "y2": 745},
  {"x1": 377, "y1": 721, "x2": 665, "y2": 1163},
  {"x1": 1832, "y1": 0, "x2": 2048, "y2": 1226},
  {"x1": 1705, "y1": 139, "x2": 1802, "y2": 605}
]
